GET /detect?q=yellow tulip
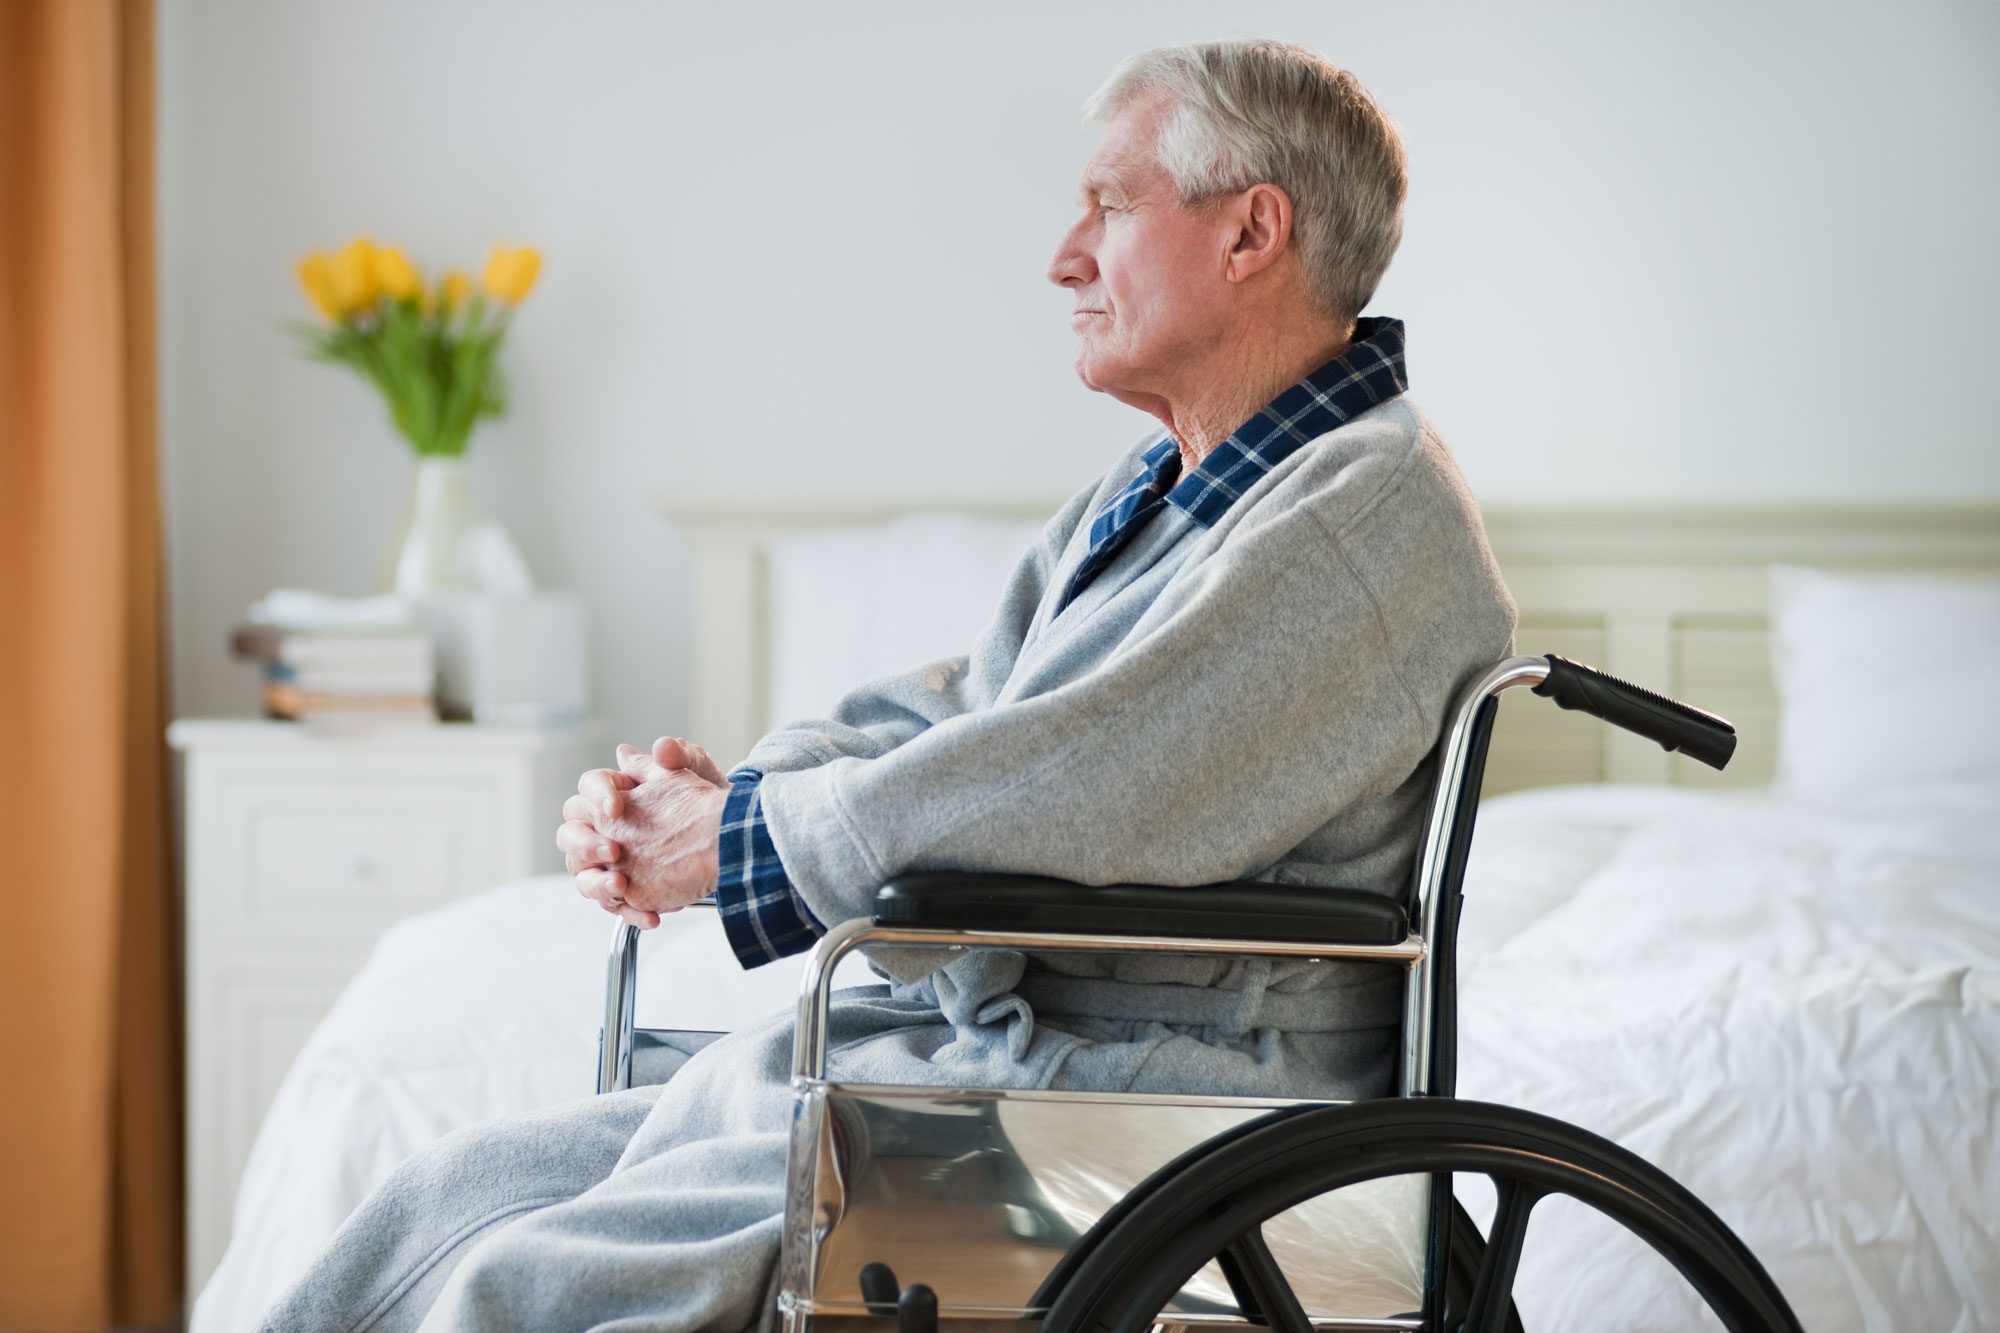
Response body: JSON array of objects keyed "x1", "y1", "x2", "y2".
[
  {"x1": 295, "y1": 252, "x2": 342, "y2": 321},
  {"x1": 436, "y1": 270, "x2": 472, "y2": 313},
  {"x1": 330, "y1": 237, "x2": 381, "y2": 313},
  {"x1": 374, "y1": 245, "x2": 422, "y2": 302},
  {"x1": 482, "y1": 246, "x2": 542, "y2": 305}
]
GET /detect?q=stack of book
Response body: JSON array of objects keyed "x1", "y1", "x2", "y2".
[{"x1": 231, "y1": 623, "x2": 439, "y2": 727}]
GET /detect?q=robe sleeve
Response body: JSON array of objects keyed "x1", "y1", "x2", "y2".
[{"x1": 713, "y1": 480, "x2": 1098, "y2": 966}]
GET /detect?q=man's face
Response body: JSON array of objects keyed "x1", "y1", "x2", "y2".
[{"x1": 1048, "y1": 94, "x2": 1232, "y2": 403}]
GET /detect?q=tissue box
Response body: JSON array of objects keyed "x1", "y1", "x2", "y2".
[{"x1": 417, "y1": 593, "x2": 589, "y2": 725}]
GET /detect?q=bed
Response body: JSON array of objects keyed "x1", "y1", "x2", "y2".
[{"x1": 189, "y1": 501, "x2": 2000, "y2": 1332}]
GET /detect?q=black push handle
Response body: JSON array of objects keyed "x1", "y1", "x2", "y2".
[{"x1": 1533, "y1": 653, "x2": 1737, "y2": 771}]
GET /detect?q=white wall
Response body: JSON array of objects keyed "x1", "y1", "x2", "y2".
[{"x1": 158, "y1": 0, "x2": 2000, "y2": 753}]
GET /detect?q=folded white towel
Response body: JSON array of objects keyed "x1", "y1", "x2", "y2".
[{"x1": 246, "y1": 588, "x2": 418, "y2": 631}]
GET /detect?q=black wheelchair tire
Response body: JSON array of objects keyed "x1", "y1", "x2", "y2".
[{"x1": 1038, "y1": 1098, "x2": 1802, "y2": 1333}]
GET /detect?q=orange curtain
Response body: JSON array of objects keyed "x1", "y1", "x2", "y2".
[{"x1": 0, "y1": 0, "x2": 182, "y2": 1327}]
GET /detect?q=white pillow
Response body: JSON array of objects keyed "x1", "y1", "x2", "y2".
[
  {"x1": 1769, "y1": 565, "x2": 2000, "y2": 797},
  {"x1": 764, "y1": 514, "x2": 1048, "y2": 731}
]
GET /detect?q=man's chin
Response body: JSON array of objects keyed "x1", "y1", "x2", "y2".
[{"x1": 1071, "y1": 350, "x2": 1120, "y2": 395}]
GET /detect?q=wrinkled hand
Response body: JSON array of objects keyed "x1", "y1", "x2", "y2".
[
  {"x1": 557, "y1": 738, "x2": 731, "y2": 929},
  {"x1": 571, "y1": 736, "x2": 728, "y2": 822}
]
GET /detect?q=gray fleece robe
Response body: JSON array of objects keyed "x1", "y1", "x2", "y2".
[
  {"x1": 261, "y1": 393, "x2": 1515, "y2": 1333},
  {"x1": 752, "y1": 391, "x2": 1516, "y2": 1062}
]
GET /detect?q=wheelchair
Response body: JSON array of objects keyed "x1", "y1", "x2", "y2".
[{"x1": 598, "y1": 654, "x2": 1805, "y2": 1333}]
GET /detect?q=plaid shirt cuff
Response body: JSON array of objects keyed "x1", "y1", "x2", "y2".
[{"x1": 715, "y1": 769, "x2": 824, "y2": 968}]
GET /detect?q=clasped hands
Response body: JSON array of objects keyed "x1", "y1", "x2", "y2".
[{"x1": 556, "y1": 736, "x2": 732, "y2": 929}]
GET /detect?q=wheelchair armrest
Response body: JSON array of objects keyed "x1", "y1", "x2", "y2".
[{"x1": 873, "y1": 872, "x2": 1409, "y2": 946}]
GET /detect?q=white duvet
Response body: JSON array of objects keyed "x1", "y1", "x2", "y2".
[{"x1": 194, "y1": 781, "x2": 1999, "y2": 1331}]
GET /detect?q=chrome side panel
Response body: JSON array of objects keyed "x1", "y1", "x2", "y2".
[{"x1": 779, "y1": 1082, "x2": 1429, "y2": 1325}]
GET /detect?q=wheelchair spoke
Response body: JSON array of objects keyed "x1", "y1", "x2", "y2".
[
  {"x1": 1462, "y1": 1176, "x2": 1541, "y2": 1333},
  {"x1": 1216, "y1": 1225, "x2": 1313, "y2": 1333}
]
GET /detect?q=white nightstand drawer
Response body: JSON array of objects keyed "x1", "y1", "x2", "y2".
[
  {"x1": 195, "y1": 764, "x2": 518, "y2": 943},
  {"x1": 247, "y1": 796, "x2": 479, "y2": 911}
]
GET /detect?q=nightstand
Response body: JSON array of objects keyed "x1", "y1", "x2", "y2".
[{"x1": 167, "y1": 718, "x2": 599, "y2": 1295}]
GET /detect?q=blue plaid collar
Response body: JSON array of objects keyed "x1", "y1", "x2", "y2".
[
  {"x1": 1149, "y1": 314, "x2": 1409, "y2": 529},
  {"x1": 1057, "y1": 317, "x2": 1409, "y2": 616}
]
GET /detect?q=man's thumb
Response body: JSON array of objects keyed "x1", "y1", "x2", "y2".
[{"x1": 616, "y1": 742, "x2": 663, "y2": 779}]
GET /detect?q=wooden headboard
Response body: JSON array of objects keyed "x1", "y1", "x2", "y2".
[{"x1": 657, "y1": 498, "x2": 2000, "y2": 796}]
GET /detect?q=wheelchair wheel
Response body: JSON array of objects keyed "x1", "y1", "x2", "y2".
[{"x1": 1039, "y1": 1099, "x2": 1801, "y2": 1333}]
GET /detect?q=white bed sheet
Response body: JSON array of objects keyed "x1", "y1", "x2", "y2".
[
  {"x1": 193, "y1": 780, "x2": 2000, "y2": 1331},
  {"x1": 1454, "y1": 780, "x2": 1999, "y2": 1330}
]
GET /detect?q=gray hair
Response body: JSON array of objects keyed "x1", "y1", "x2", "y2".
[{"x1": 1082, "y1": 40, "x2": 1408, "y2": 328}]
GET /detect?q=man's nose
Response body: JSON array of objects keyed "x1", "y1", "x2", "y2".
[{"x1": 1047, "y1": 219, "x2": 1094, "y2": 289}]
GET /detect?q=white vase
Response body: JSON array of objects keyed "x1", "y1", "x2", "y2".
[{"x1": 392, "y1": 456, "x2": 482, "y2": 596}]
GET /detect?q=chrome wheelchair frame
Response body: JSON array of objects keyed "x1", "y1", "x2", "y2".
[{"x1": 598, "y1": 654, "x2": 1804, "y2": 1333}]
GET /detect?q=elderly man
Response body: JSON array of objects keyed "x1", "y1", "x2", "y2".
[{"x1": 265, "y1": 39, "x2": 1513, "y2": 1333}]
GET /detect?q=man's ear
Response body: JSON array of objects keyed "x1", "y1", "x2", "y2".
[{"x1": 1222, "y1": 183, "x2": 1293, "y2": 283}]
